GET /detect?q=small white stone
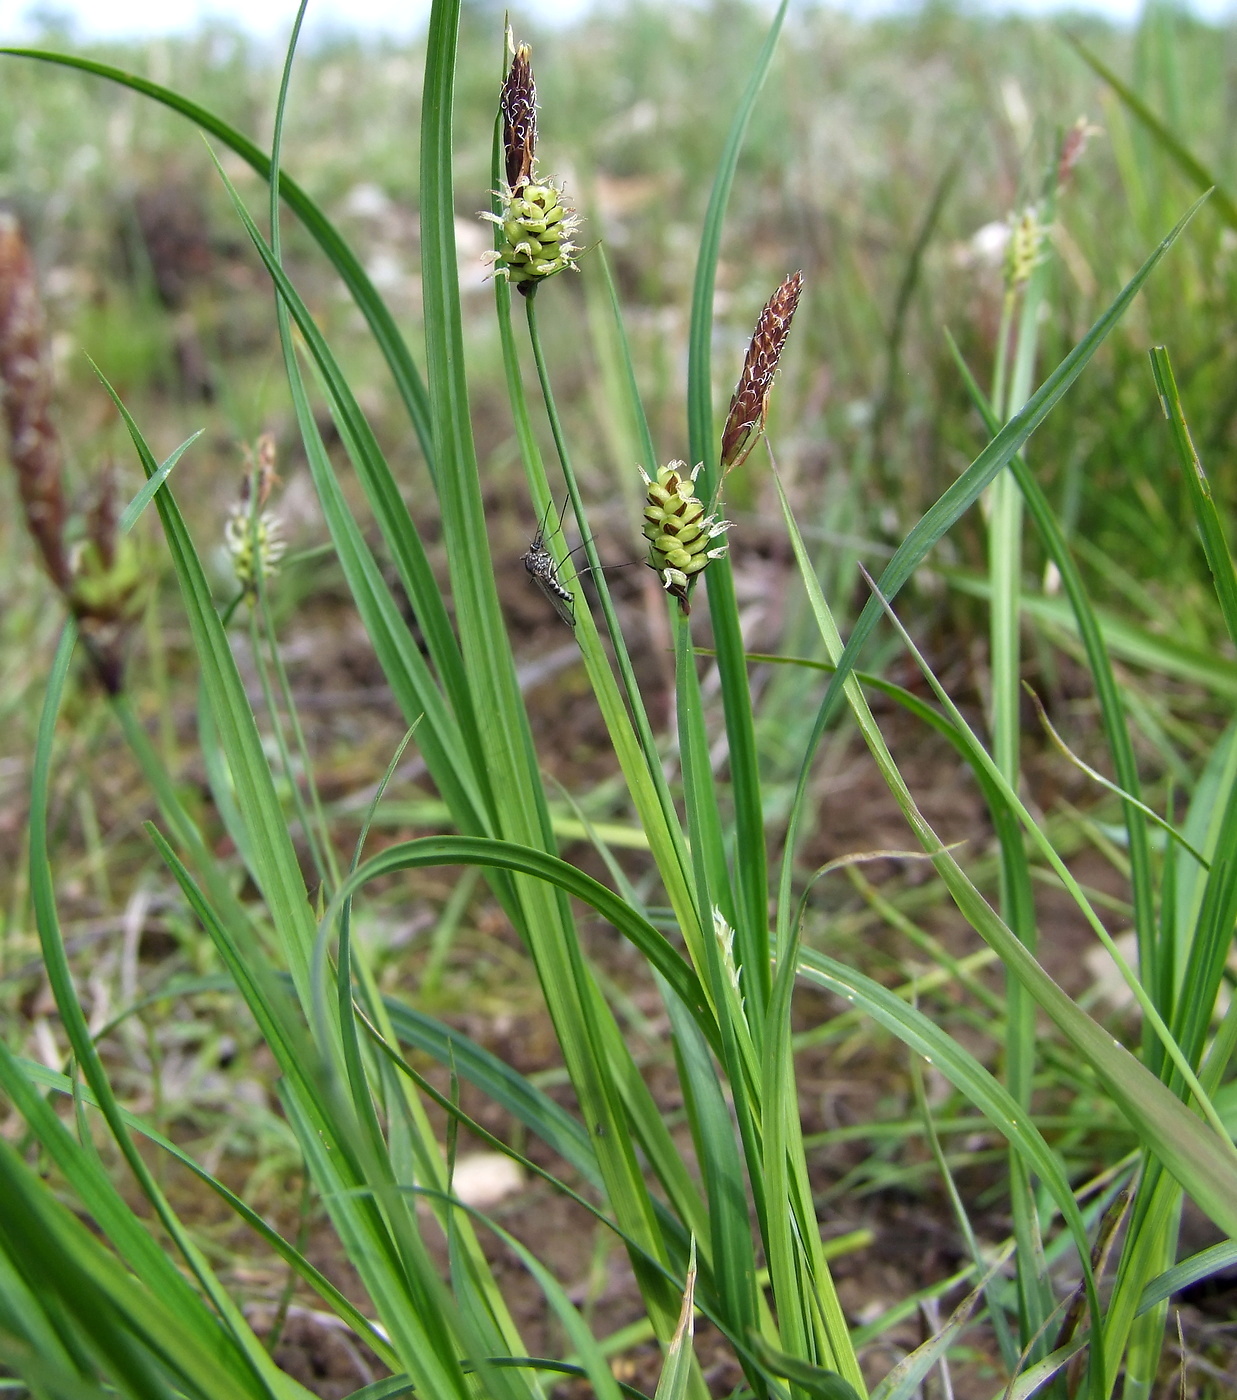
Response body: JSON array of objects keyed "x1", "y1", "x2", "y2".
[{"x1": 450, "y1": 1153, "x2": 524, "y2": 1210}]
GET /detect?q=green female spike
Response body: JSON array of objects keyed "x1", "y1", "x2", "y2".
[{"x1": 639, "y1": 461, "x2": 732, "y2": 615}]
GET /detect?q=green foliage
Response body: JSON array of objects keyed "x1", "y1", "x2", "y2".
[{"x1": 2, "y1": 4, "x2": 1237, "y2": 1400}]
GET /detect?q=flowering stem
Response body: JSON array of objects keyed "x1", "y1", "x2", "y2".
[
  {"x1": 523, "y1": 293, "x2": 653, "y2": 741},
  {"x1": 522, "y1": 292, "x2": 706, "y2": 962},
  {"x1": 260, "y1": 582, "x2": 341, "y2": 892},
  {"x1": 246, "y1": 600, "x2": 336, "y2": 894}
]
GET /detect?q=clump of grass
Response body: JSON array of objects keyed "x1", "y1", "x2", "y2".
[{"x1": 1, "y1": 4, "x2": 1237, "y2": 1400}]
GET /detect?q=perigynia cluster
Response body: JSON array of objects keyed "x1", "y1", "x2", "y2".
[{"x1": 640, "y1": 461, "x2": 732, "y2": 614}]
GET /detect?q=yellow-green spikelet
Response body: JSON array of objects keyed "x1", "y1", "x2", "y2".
[
  {"x1": 224, "y1": 503, "x2": 285, "y2": 600},
  {"x1": 481, "y1": 180, "x2": 582, "y2": 291},
  {"x1": 640, "y1": 461, "x2": 732, "y2": 613}
]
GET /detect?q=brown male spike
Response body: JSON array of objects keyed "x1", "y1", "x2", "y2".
[
  {"x1": 500, "y1": 38, "x2": 537, "y2": 195},
  {"x1": 0, "y1": 215, "x2": 144, "y2": 691},
  {"x1": 720, "y1": 270, "x2": 804, "y2": 471},
  {"x1": 0, "y1": 212, "x2": 71, "y2": 591}
]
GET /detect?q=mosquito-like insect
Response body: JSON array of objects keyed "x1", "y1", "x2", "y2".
[{"x1": 523, "y1": 495, "x2": 581, "y2": 628}]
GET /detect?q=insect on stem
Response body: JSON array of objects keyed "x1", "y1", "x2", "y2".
[{"x1": 523, "y1": 495, "x2": 577, "y2": 628}]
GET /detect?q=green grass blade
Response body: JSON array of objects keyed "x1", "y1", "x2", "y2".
[
  {"x1": 869, "y1": 578, "x2": 1231, "y2": 1146},
  {"x1": 512, "y1": 286, "x2": 704, "y2": 975},
  {"x1": 1166, "y1": 779, "x2": 1237, "y2": 1073},
  {"x1": 117, "y1": 430, "x2": 201, "y2": 534},
  {"x1": 429, "y1": 1193, "x2": 627, "y2": 1400},
  {"x1": 747, "y1": 1338, "x2": 862, "y2": 1400},
  {"x1": 274, "y1": 235, "x2": 494, "y2": 836},
  {"x1": 654, "y1": 1241, "x2": 697, "y2": 1400},
  {"x1": 763, "y1": 906, "x2": 866, "y2": 1390},
  {"x1": 366, "y1": 1004, "x2": 767, "y2": 1367},
  {"x1": 0, "y1": 1038, "x2": 236, "y2": 1365},
  {"x1": 1065, "y1": 34, "x2": 1237, "y2": 229},
  {"x1": 868, "y1": 1249, "x2": 1010, "y2": 1400},
  {"x1": 945, "y1": 329, "x2": 1163, "y2": 1056},
  {"x1": 209, "y1": 160, "x2": 480, "y2": 762},
  {"x1": 666, "y1": 994, "x2": 761, "y2": 1380},
  {"x1": 1137, "y1": 1241, "x2": 1237, "y2": 1310},
  {"x1": 421, "y1": 0, "x2": 683, "y2": 1334},
  {"x1": 770, "y1": 469, "x2": 1237, "y2": 1393},
  {"x1": 143, "y1": 826, "x2": 324, "y2": 1110},
  {"x1": 382, "y1": 996, "x2": 601, "y2": 1185},
  {"x1": 944, "y1": 571, "x2": 1237, "y2": 699},
  {"x1": 15, "y1": 1053, "x2": 398, "y2": 1370},
  {"x1": 30, "y1": 628, "x2": 303, "y2": 1394},
  {"x1": 1148, "y1": 346, "x2": 1237, "y2": 646},
  {"x1": 675, "y1": 618, "x2": 737, "y2": 932},
  {"x1": 96, "y1": 373, "x2": 321, "y2": 1003},
  {"x1": 686, "y1": 0, "x2": 791, "y2": 481},
  {"x1": 778, "y1": 193, "x2": 1207, "y2": 941},
  {"x1": 336, "y1": 834, "x2": 718, "y2": 1051},
  {"x1": 100, "y1": 388, "x2": 471, "y2": 1380},
  {"x1": 685, "y1": 0, "x2": 791, "y2": 1014},
  {"x1": 797, "y1": 950, "x2": 1091, "y2": 1252},
  {"x1": 0, "y1": 1137, "x2": 297, "y2": 1400},
  {"x1": 279, "y1": 1089, "x2": 475, "y2": 1400}
]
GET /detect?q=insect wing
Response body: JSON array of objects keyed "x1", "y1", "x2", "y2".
[{"x1": 537, "y1": 574, "x2": 577, "y2": 628}]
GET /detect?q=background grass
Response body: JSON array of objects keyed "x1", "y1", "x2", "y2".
[{"x1": 2, "y1": 0, "x2": 1237, "y2": 1395}]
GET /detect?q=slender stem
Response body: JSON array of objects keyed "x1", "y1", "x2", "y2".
[
  {"x1": 990, "y1": 217, "x2": 1050, "y2": 1363},
  {"x1": 523, "y1": 292, "x2": 679, "y2": 835},
  {"x1": 244, "y1": 599, "x2": 333, "y2": 893},
  {"x1": 524, "y1": 296, "x2": 624, "y2": 645},
  {"x1": 991, "y1": 287, "x2": 1016, "y2": 424}
]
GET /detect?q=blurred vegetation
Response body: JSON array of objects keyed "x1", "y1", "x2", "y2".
[
  {"x1": 1, "y1": 2, "x2": 1236, "y2": 1389},
  {"x1": 3, "y1": 1, "x2": 1235, "y2": 642}
]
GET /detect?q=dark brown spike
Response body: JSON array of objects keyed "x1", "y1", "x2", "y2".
[
  {"x1": 720, "y1": 270, "x2": 804, "y2": 471},
  {"x1": 251, "y1": 430, "x2": 280, "y2": 508},
  {"x1": 0, "y1": 213, "x2": 71, "y2": 590},
  {"x1": 500, "y1": 42, "x2": 538, "y2": 195},
  {"x1": 1056, "y1": 117, "x2": 1097, "y2": 193}
]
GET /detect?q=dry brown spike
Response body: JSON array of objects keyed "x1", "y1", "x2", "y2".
[
  {"x1": 720, "y1": 269, "x2": 804, "y2": 472},
  {"x1": 500, "y1": 40, "x2": 538, "y2": 195},
  {"x1": 1056, "y1": 117, "x2": 1099, "y2": 193},
  {"x1": 0, "y1": 212, "x2": 71, "y2": 591}
]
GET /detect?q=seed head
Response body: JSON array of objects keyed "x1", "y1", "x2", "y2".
[
  {"x1": 1004, "y1": 207, "x2": 1046, "y2": 290},
  {"x1": 481, "y1": 34, "x2": 583, "y2": 294},
  {"x1": 720, "y1": 271, "x2": 803, "y2": 472},
  {"x1": 639, "y1": 461, "x2": 732, "y2": 614},
  {"x1": 226, "y1": 503, "x2": 285, "y2": 599},
  {"x1": 226, "y1": 444, "x2": 286, "y2": 600},
  {"x1": 0, "y1": 213, "x2": 71, "y2": 591},
  {"x1": 481, "y1": 179, "x2": 583, "y2": 293}
]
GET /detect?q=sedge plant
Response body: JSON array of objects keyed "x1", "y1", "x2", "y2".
[{"x1": 0, "y1": 4, "x2": 1236, "y2": 1399}]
